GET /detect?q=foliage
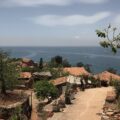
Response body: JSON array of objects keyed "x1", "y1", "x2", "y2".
[
  {"x1": 62, "y1": 59, "x2": 71, "y2": 67},
  {"x1": 49, "y1": 55, "x2": 63, "y2": 67},
  {"x1": 0, "y1": 50, "x2": 19, "y2": 94},
  {"x1": 76, "y1": 62, "x2": 84, "y2": 67},
  {"x1": 39, "y1": 58, "x2": 43, "y2": 69},
  {"x1": 21, "y1": 66, "x2": 40, "y2": 73},
  {"x1": 112, "y1": 80, "x2": 120, "y2": 98},
  {"x1": 89, "y1": 76, "x2": 101, "y2": 87},
  {"x1": 117, "y1": 97, "x2": 120, "y2": 110},
  {"x1": 96, "y1": 24, "x2": 120, "y2": 53},
  {"x1": 43, "y1": 67, "x2": 69, "y2": 79},
  {"x1": 84, "y1": 64, "x2": 91, "y2": 73},
  {"x1": 10, "y1": 106, "x2": 27, "y2": 120},
  {"x1": 76, "y1": 62, "x2": 92, "y2": 73},
  {"x1": 34, "y1": 81, "x2": 58, "y2": 100},
  {"x1": 107, "y1": 67, "x2": 117, "y2": 74}
]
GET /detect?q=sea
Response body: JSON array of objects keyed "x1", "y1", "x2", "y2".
[{"x1": 0, "y1": 46, "x2": 120, "y2": 74}]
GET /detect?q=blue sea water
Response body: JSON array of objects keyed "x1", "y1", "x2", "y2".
[{"x1": 0, "y1": 46, "x2": 120, "y2": 74}]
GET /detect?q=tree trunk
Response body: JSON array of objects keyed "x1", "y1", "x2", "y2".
[{"x1": 1, "y1": 79, "x2": 6, "y2": 95}]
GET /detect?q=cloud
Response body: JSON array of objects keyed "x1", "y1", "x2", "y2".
[
  {"x1": 31, "y1": 12, "x2": 110, "y2": 26},
  {"x1": 78, "y1": 0, "x2": 108, "y2": 4},
  {"x1": 1, "y1": 0, "x2": 109, "y2": 7},
  {"x1": 113, "y1": 15, "x2": 120, "y2": 26},
  {"x1": 75, "y1": 35, "x2": 80, "y2": 39}
]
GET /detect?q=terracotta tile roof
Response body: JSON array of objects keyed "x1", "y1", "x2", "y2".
[
  {"x1": 63, "y1": 67, "x2": 90, "y2": 76},
  {"x1": 22, "y1": 58, "x2": 32, "y2": 63},
  {"x1": 20, "y1": 72, "x2": 32, "y2": 79},
  {"x1": 94, "y1": 71, "x2": 120, "y2": 81},
  {"x1": 50, "y1": 77, "x2": 67, "y2": 86}
]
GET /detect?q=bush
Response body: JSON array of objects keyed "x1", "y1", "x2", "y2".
[
  {"x1": 113, "y1": 80, "x2": 120, "y2": 98},
  {"x1": 88, "y1": 76, "x2": 101, "y2": 87},
  {"x1": 21, "y1": 66, "x2": 40, "y2": 73},
  {"x1": 34, "y1": 81, "x2": 58, "y2": 100}
]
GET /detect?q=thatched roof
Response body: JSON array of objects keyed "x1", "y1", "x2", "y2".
[
  {"x1": 33, "y1": 72, "x2": 52, "y2": 77},
  {"x1": 20, "y1": 72, "x2": 32, "y2": 79},
  {"x1": 63, "y1": 67, "x2": 90, "y2": 76},
  {"x1": 50, "y1": 77, "x2": 67, "y2": 86},
  {"x1": 94, "y1": 71, "x2": 120, "y2": 81}
]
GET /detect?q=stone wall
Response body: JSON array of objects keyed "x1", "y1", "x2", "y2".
[
  {"x1": 0, "y1": 94, "x2": 31, "y2": 120},
  {"x1": 101, "y1": 91, "x2": 120, "y2": 120}
]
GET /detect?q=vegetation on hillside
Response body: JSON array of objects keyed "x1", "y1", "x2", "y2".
[{"x1": 0, "y1": 50, "x2": 19, "y2": 94}]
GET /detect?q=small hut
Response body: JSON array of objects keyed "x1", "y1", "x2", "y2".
[
  {"x1": 17, "y1": 72, "x2": 33, "y2": 89},
  {"x1": 64, "y1": 67, "x2": 90, "y2": 77},
  {"x1": 20, "y1": 58, "x2": 36, "y2": 67},
  {"x1": 19, "y1": 72, "x2": 32, "y2": 80},
  {"x1": 33, "y1": 72, "x2": 52, "y2": 81},
  {"x1": 50, "y1": 77, "x2": 67, "y2": 96},
  {"x1": 94, "y1": 71, "x2": 120, "y2": 86},
  {"x1": 64, "y1": 67, "x2": 91, "y2": 88}
]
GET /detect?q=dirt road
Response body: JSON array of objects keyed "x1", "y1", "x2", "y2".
[{"x1": 48, "y1": 87, "x2": 112, "y2": 120}]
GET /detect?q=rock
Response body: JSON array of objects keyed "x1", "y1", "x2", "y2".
[
  {"x1": 101, "y1": 115, "x2": 109, "y2": 120},
  {"x1": 106, "y1": 111, "x2": 114, "y2": 116},
  {"x1": 107, "y1": 108, "x2": 113, "y2": 112}
]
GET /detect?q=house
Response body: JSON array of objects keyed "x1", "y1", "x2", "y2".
[
  {"x1": 94, "y1": 71, "x2": 120, "y2": 86},
  {"x1": 63, "y1": 67, "x2": 90, "y2": 77},
  {"x1": 17, "y1": 72, "x2": 33, "y2": 89},
  {"x1": 20, "y1": 58, "x2": 35, "y2": 67},
  {"x1": 33, "y1": 71, "x2": 52, "y2": 80},
  {"x1": 67, "y1": 75, "x2": 84, "y2": 85},
  {"x1": 19, "y1": 72, "x2": 32, "y2": 80},
  {"x1": 50, "y1": 77, "x2": 67, "y2": 95}
]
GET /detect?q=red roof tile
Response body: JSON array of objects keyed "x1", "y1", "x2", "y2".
[
  {"x1": 50, "y1": 77, "x2": 67, "y2": 86},
  {"x1": 94, "y1": 71, "x2": 120, "y2": 81},
  {"x1": 63, "y1": 67, "x2": 90, "y2": 76},
  {"x1": 20, "y1": 72, "x2": 32, "y2": 79}
]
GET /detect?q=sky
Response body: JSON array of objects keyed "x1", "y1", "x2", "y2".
[{"x1": 0, "y1": 0, "x2": 120, "y2": 46}]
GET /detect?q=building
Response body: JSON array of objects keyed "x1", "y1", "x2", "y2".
[
  {"x1": 50, "y1": 77, "x2": 67, "y2": 95},
  {"x1": 19, "y1": 72, "x2": 32, "y2": 80},
  {"x1": 63, "y1": 67, "x2": 90, "y2": 77},
  {"x1": 33, "y1": 71, "x2": 52, "y2": 80},
  {"x1": 94, "y1": 71, "x2": 120, "y2": 86},
  {"x1": 17, "y1": 72, "x2": 33, "y2": 89},
  {"x1": 20, "y1": 58, "x2": 35, "y2": 67}
]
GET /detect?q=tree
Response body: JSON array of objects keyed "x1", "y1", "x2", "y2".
[
  {"x1": 107, "y1": 67, "x2": 117, "y2": 74},
  {"x1": 39, "y1": 58, "x2": 43, "y2": 70},
  {"x1": 96, "y1": 24, "x2": 120, "y2": 53},
  {"x1": 76, "y1": 62, "x2": 92, "y2": 73},
  {"x1": 76, "y1": 62, "x2": 84, "y2": 67},
  {"x1": 34, "y1": 81, "x2": 58, "y2": 100},
  {"x1": 62, "y1": 59, "x2": 71, "y2": 67},
  {"x1": 0, "y1": 50, "x2": 19, "y2": 94},
  {"x1": 50, "y1": 55, "x2": 63, "y2": 67},
  {"x1": 84, "y1": 64, "x2": 91, "y2": 73}
]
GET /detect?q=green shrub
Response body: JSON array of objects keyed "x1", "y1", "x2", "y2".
[
  {"x1": 34, "y1": 81, "x2": 58, "y2": 100},
  {"x1": 113, "y1": 80, "x2": 120, "y2": 98},
  {"x1": 21, "y1": 66, "x2": 41, "y2": 73}
]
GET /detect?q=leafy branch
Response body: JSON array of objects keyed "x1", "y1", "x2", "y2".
[{"x1": 96, "y1": 24, "x2": 120, "y2": 53}]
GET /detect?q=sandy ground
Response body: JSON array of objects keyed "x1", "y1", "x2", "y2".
[{"x1": 48, "y1": 87, "x2": 112, "y2": 120}]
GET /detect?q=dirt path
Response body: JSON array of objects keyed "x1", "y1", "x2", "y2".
[{"x1": 48, "y1": 87, "x2": 112, "y2": 120}]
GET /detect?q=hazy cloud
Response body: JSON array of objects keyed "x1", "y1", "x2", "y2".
[
  {"x1": 75, "y1": 35, "x2": 80, "y2": 39},
  {"x1": 31, "y1": 12, "x2": 110, "y2": 26},
  {"x1": 1, "y1": 0, "x2": 109, "y2": 7},
  {"x1": 114, "y1": 15, "x2": 120, "y2": 26}
]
